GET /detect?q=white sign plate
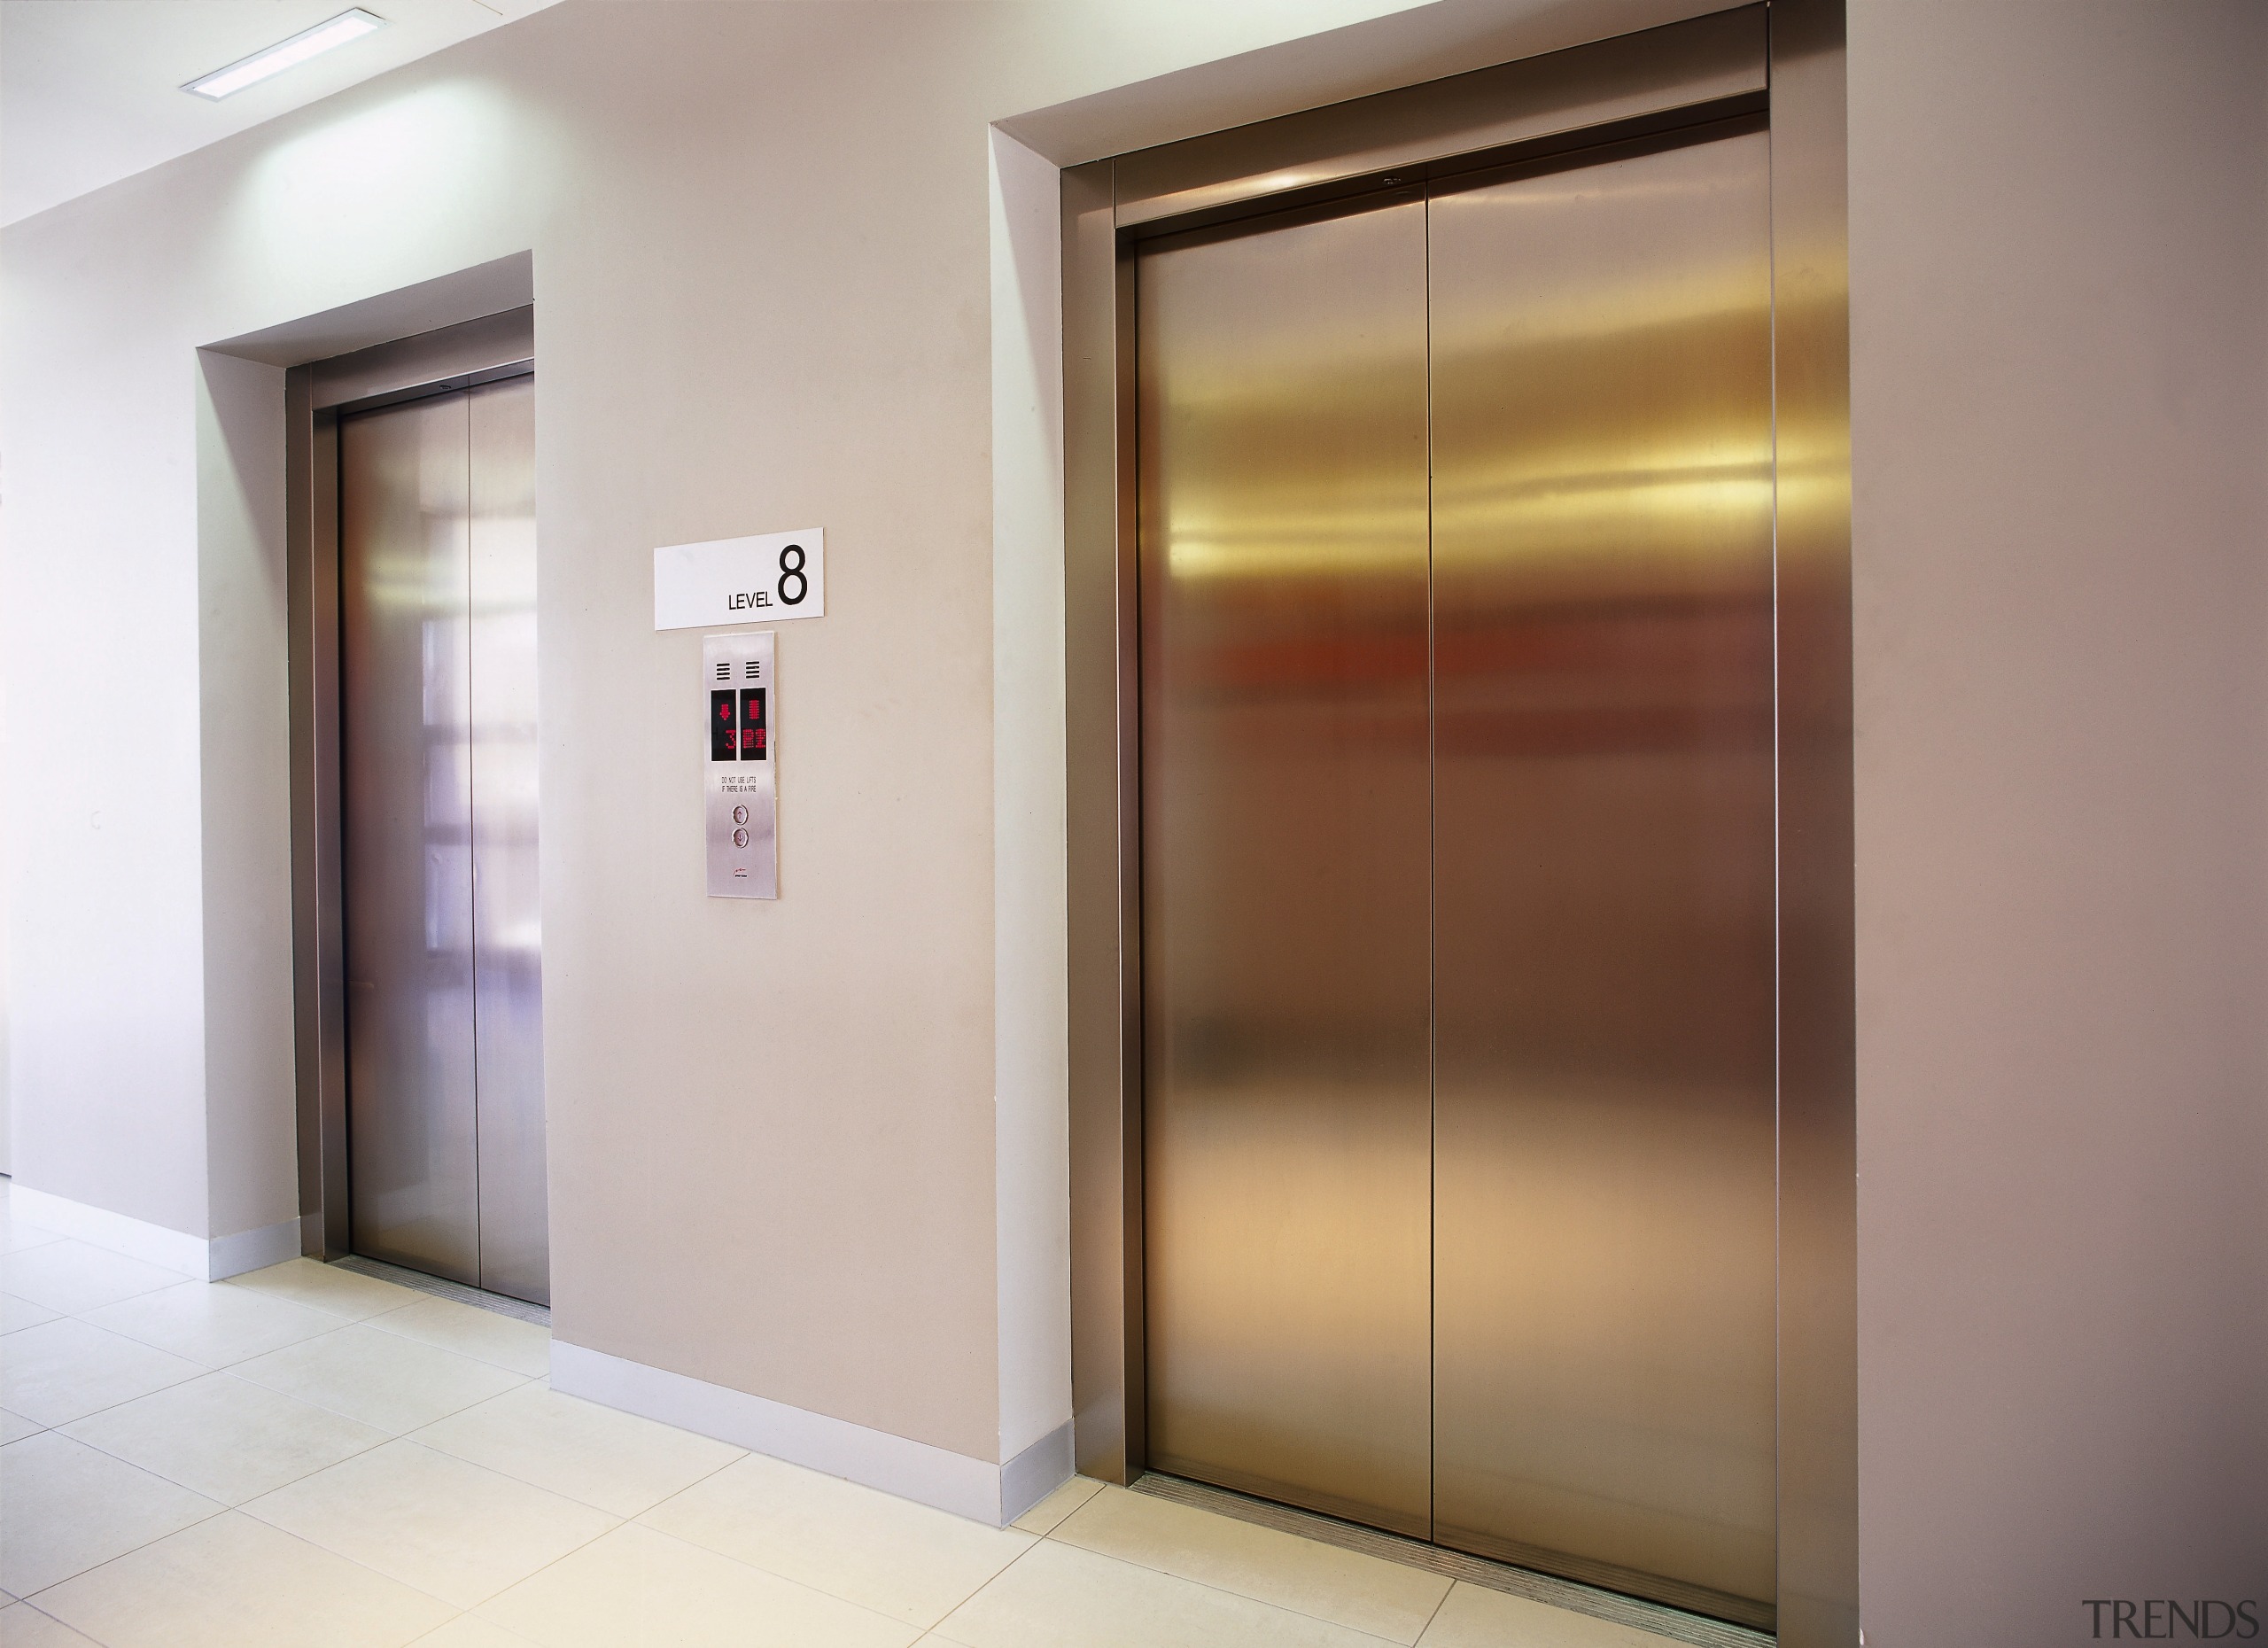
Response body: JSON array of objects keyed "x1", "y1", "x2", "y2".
[{"x1": 655, "y1": 529, "x2": 825, "y2": 630}]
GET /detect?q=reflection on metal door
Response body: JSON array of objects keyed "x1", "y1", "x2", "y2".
[
  {"x1": 1138, "y1": 199, "x2": 1434, "y2": 1536},
  {"x1": 339, "y1": 375, "x2": 548, "y2": 1306},
  {"x1": 1137, "y1": 127, "x2": 1775, "y2": 1627},
  {"x1": 1429, "y1": 129, "x2": 1775, "y2": 1622}
]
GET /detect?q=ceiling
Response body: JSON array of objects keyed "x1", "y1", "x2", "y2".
[{"x1": 1, "y1": 0, "x2": 563, "y2": 226}]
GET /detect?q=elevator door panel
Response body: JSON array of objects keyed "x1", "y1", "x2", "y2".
[
  {"x1": 1138, "y1": 200, "x2": 1435, "y2": 1535},
  {"x1": 1429, "y1": 132, "x2": 1777, "y2": 1616},
  {"x1": 342, "y1": 393, "x2": 481, "y2": 1287},
  {"x1": 341, "y1": 379, "x2": 548, "y2": 1306},
  {"x1": 467, "y1": 377, "x2": 548, "y2": 1306}
]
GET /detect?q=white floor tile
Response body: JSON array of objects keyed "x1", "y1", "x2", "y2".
[
  {"x1": 0, "y1": 1295, "x2": 59, "y2": 1335},
  {"x1": 0, "y1": 1240, "x2": 186, "y2": 1315},
  {"x1": 0, "y1": 1431, "x2": 222, "y2": 1596},
  {"x1": 366, "y1": 1297, "x2": 551, "y2": 1378},
  {"x1": 1415, "y1": 1584, "x2": 1684, "y2": 1647},
  {"x1": 82, "y1": 1279, "x2": 344, "y2": 1368},
  {"x1": 641, "y1": 1450, "x2": 1034, "y2": 1629},
  {"x1": 0, "y1": 1318, "x2": 206, "y2": 1427},
  {"x1": 1010, "y1": 1473, "x2": 1103, "y2": 1535},
  {"x1": 1052, "y1": 1486, "x2": 1449, "y2": 1643},
  {"x1": 221, "y1": 1257, "x2": 426, "y2": 1322},
  {"x1": 478, "y1": 1521, "x2": 918, "y2": 1648},
  {"x1": 0, "y1": 1244, "x2": 1682, "y2": 1648},
  {"x1": 62, "y1": 1371, "x2": 390, "y2": 1504},
  {"x1": 0, "y1": 1221, "x2": 64, "y2": 1255},
  {"x1": 0, "y1": 1601, "x2": 106, "y2": 1646},
  {"x1": 230, "y1": 1322, "x2": 527, "y2": 1434},
  {"x1": 413, "y1": 1381, "x2": 742, "y2": 1517},
  {"x1": 933, "y1": 1539, "x2": 1399, "y2": 1648},
  {"x1": 30, "y1": 1510, "x2": 455, "y2": 1648},
  {"x1": 244, "y1": 1438, "x2": 617, "y2": 1609}
]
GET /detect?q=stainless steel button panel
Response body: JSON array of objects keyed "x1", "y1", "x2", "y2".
[{"x1": 704, "y1": 630, "x2": 777, "y2": 898}]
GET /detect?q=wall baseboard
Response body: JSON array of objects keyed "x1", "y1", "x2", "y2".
[
  {"x1": 206, "y1": 1217, "x2": 304, "y2": 1279},
  {"x1": 551, "y1": 1340, "x2": 1072, "y2": 1527},
  {"x1": 9, "y1": 1185, "x2": 299, "y2": 1282},
  {"x1": 999, "y1": 1419, "x2": 1076, "y2": 1523}
]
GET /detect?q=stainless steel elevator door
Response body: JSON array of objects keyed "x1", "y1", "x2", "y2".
[
  {"x1": 342, "y1": 393, "x2": 477, "y2": 1287},
  {"x1": 1134, "y1": 124, "x2": 1776, "y2": 1625},
  {"x1": 1137, "y1": 199, "x2": 1435, "y2": 1535},
  {"x1": 340, "y1": 375, "x2": 548, "y2": 1306},
  {"x1": 465, "y1": 377, "x2": 548, "y2": 1305},
  {"x1": 1429, "y1": 130, "x2": 1775, "y2": 1618}
]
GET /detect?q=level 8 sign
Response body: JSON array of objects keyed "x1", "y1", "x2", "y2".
[{"x1": 655, "y1": 529, "x2": 826, "y2": 630}]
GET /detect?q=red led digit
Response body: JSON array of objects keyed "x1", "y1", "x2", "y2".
[
  {"x1": 709, "y1": 688, "x2": 737, "y2": 762},
  {"x1": 740, "y1": 687, "x2": 766, "y2": 760}
]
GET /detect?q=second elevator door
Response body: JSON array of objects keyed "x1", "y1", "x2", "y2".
[
  {"x1": 340, "y1": 375, "x2": 548, "y2": 1307},
  {"x1": 1139, "y1": 127, "x2": 1775, "y2": 1624}
]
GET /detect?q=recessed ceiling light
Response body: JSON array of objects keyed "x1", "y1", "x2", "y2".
[{"x1": 181, "y1": 9, "x2": 388, "y2": 101}]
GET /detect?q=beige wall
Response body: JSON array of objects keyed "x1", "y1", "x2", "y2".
[
  {"x1": 11, "y1": 0, "x2": 1701, "y2": 1469},
  {"x1": 1849, "y1": 1, "x2": 2268, "y2": 1638}
]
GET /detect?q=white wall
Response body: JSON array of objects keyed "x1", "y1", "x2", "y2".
[
  {"x1": 988, "y1": 125, "x2": 1072, "y2": 1466},
  {"x1": 194, "y1": 350, "x2": 299, "y2": 1245},
  {"x1": 1849, "y1": 1, "x2": 2268, "y2": 1638},
  {"x1": 5, "y1": 197, "x2": 216, "y2": 1237}
]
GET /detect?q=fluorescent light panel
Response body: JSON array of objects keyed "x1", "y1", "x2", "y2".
[{"x1": 182, "y1": 9, "x2": 387, "y2": 101}]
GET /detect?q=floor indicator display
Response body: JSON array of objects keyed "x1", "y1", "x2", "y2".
[{"x1": 704, "y1": 630, "x2": 777, "y2": 898}]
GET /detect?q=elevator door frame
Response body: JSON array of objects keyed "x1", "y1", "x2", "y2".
[
  {"x1": 1060, "y1": 7, "x2": 1857, "y2": 1643},
  {"x1": 284, "y1": 307, "x2": 538, "y2": 1265}
]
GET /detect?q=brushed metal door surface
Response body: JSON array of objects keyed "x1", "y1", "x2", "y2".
[
  {"x1": 1428, "y1": 130, "x2": 1777, "y2": 1619},
  {"x1": 341, "y1": 393, "x2": 481, "y2": 1287},
  {"x1": 1137, "y1": 199, "x2": 1434, "y2": 1535},
  {"x1": 342, "y1": 377, "x2": 548, "y2": 1304},
  {"x1": 466, "y1": 376, "x2": 548, "y2": 1306}
]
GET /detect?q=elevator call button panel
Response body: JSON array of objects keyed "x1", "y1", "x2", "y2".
[{"x1": 704, "y1": 630, "x2": 777, "y2": 898}]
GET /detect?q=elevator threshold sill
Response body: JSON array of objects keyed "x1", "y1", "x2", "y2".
[
  {"x1": 1130, "y1": 1473, "x2": 1773, "y2": 1648},
  {"x1": 331, "y1": 1253, "x2": 551, "y2": 1326}
]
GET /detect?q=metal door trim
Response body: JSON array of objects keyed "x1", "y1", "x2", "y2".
[
  {"x1": 1109, "y1": 5, "x2": 1766, "y2": 232},
  {"x1": 326, "y1": 357, "x2": 533, "y2": 422},
  {"x1": 285, "y1": 307, "x2": 537, "y2": 1263},
  {"x1": 1061, "y1": 4, "x2": 1855, "y2": 1640}
]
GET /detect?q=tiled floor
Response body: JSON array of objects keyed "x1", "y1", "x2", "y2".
[{"x1": 0, "y1": 1182, "x2": 1680, "y2": 1648}]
